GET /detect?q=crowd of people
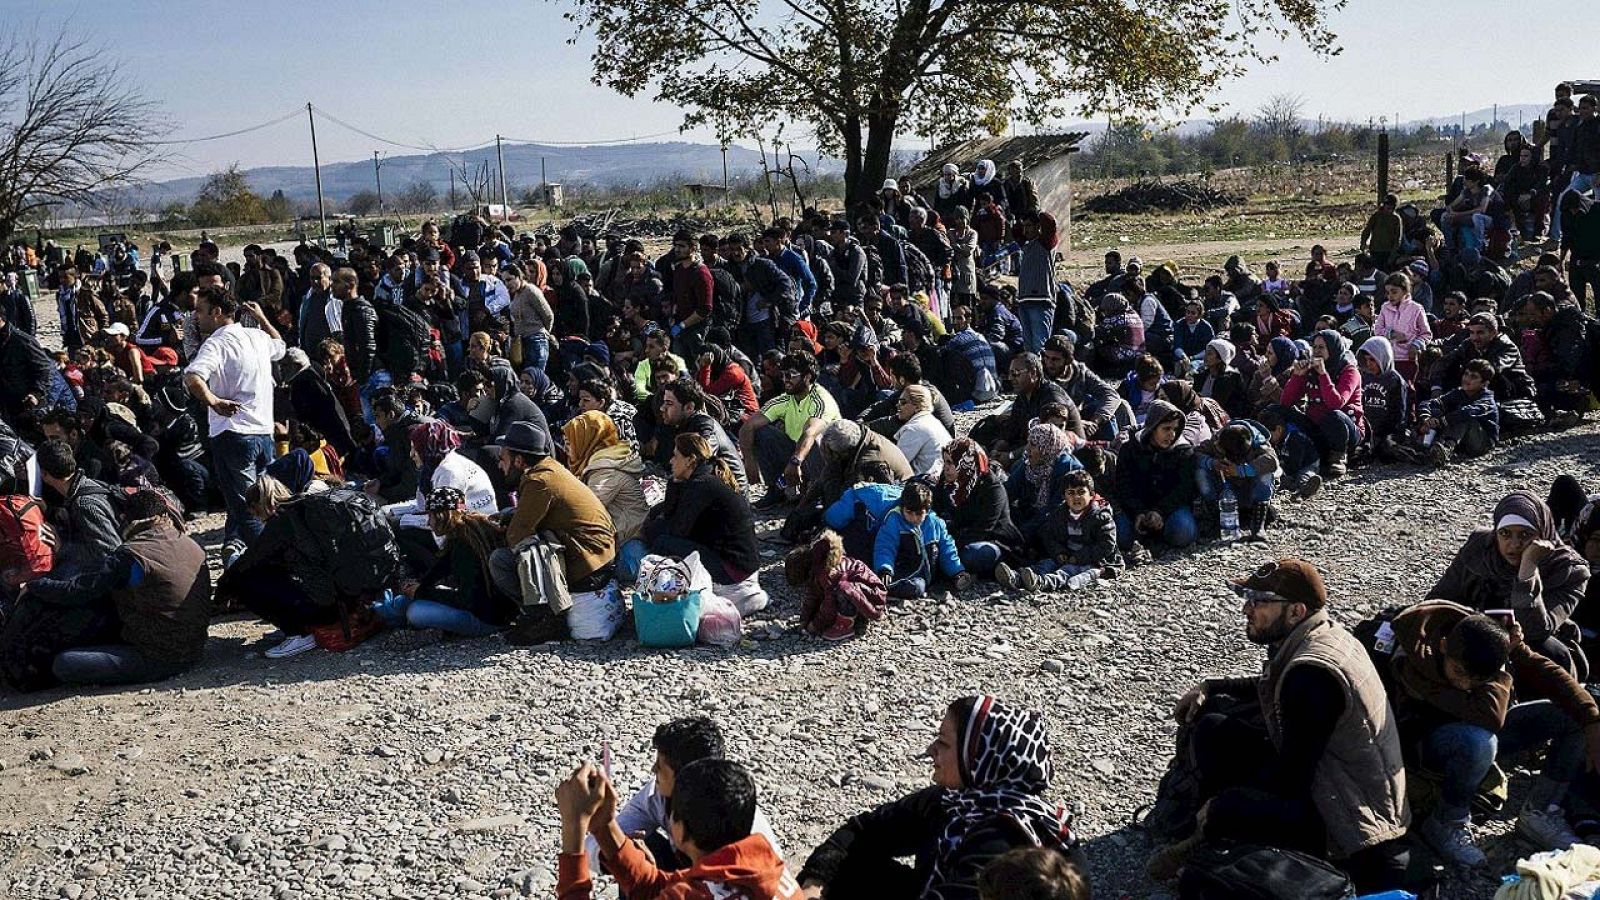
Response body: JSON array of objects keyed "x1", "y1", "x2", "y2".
[{"x1": 0, "y1": 110, "x2": 1598, "y2": 895}]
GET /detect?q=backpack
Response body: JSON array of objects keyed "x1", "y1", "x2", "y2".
[
  {"x1": 0, "y1": 422, "x2": 33, "y2": 494},
  {"x1": 375, "y1": 300, "x2": 431, "y2": 380},
  {"x1": 1133, "y1": 691, "x2": 1260, "y2": 845},
  {"x1": 288, "y1": 488, "x2": 399, "y2": 599},
  {"x1": 0, "y1": 495, "x2": 55, "y2": 579},
  {"x1": 1177, "y1": 842, "x2": 1356, "y2": 900}
]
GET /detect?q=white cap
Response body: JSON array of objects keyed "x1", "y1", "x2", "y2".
[
  {"x1": 103, "y1": 322, "x2": 130, "y2": 337},
  {"x1": 881, "y1": 178, "x2": 899, "y2": 193}
]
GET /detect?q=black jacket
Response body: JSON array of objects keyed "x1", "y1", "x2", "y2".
[
  {"x1": 1436, "y1": 333, "x2": 1536, "y2": 402},
  {"x1": 0, "y1": 324, "x2": 54, "y2": 426},
  {"x1": 0, "y1": 289, "x2": 34, "y2": 335},
  {"x1": 1113, "y1": 436, "x2": 1197, "y2": 517},
  {"x1": 288, "y1": 367, "x2": 356, "y2": 455},
  {"x1": 341, "y1": 295, "x2": 379, "y2": 380},
  {"x1": 641, "y1": 465, "x2": 760, "y2": 578},
  {"x1": 1057, "y1": 363, "x2": 1120, "y2": 434},
  {"x1": 52, "y1": 474, "x2": 123, "y2": 557},
  {"x1": 934, "y1": 467, "x2": 1022, "y2": 553}
]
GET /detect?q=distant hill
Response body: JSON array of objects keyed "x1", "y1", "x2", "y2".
[{"x1": 125, "y1": 140, "x2": 833, "y2": 209}]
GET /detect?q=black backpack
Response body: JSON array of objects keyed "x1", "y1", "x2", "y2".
[
  {"x1": 1178, "y1": 842, "x2": 1356, "y2": 900},
  {"x1": 288, "y1": 488, "x2": 399, "y2": 599},
  {"x1": 375, "y1": 300, "x2": 431, "y2": 380}
]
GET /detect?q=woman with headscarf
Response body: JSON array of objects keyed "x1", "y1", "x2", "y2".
[
  {"x1": 1248, "y1": 335, "x2": 1299, "y2": 415},
  {"x1": 572, "y1": 378, "x2": 639, "y2": 449},
  {"x1": 383, "y1": 420, "x2": 497, "y2": 571},
  {"x1": 1253, "y1": 291, "x2": 1298, "y2": 341},
  {"x1": 548, "y1": 258, "x2": 592, "y2": 377},
  {"x1": 384, "y1": 486, "x2": 515, "y2": 637},
  {"x1": 935, "y1": 437, "x2": 1023, "y2": 579},
  {"x1": 1430, "y1": 490, "x2": 1592, "y2": 675},
  {"x1": 934, "y1": 164, "x2": 971, "y2": 225},
  {"x1": 1004, "y1": 422, "x2": 1083, "y2": 548},
  {"x1": 1192, "y1": 338, "x2": 1247, "y2": 420},
  {"x1": 477, "y1": 364, "x2": 551, "y2": 444},
  {"x1": 264, "y1": 448, "x2": 328, "y2": 497},
  {"x1": 1092, "y1": 293, "x2": 1146, "y2": 377},
  {"x1": 1279, "y1": 328, "x2": 1366, "y2": 476},
  {"x1": 518, "y1": 366, "x2": 566, "y2": 424},
  {"x1": 1111, "y1": 399, "x2": 1198, "y2": 556},
  {"x1": 798, "y1": 695, "x2": 1085, "y2": 900},
  {"x1": 562, "y1": 410, "x2": 650, "y2": 546},
  {"x1": 892, "y1": 384, "x2": 952, "y2": 478}
]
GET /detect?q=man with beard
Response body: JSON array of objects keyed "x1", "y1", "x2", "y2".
[{"x1": 1153, "y1": 559, "x2": 1411, "y2": 894}]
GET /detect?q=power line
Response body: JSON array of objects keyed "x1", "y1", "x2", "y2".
[
  {"x1": 148, "y1": 108, "x2": 304, "y2": 145},
  {"x1": 309, "y1": 105, "x2": 497, "y2": 154},
  {"x1": 496, "y1": 128, "x2": 686, "y2": 146}
]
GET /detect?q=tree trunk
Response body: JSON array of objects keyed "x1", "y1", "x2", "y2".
[
  {"x1": 853, "y1": 113, "x2": 898, "y2": 209},
  {"x1": 841, "y1": 115, "x2": 865, "y2": 210}
]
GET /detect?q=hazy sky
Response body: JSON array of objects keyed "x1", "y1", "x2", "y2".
[{"x1": 5, "y1": 0, "x2": 1588, "y2": 179}]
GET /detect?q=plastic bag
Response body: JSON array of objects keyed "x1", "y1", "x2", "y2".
[
  {"x1": 712, "y1": 572, "x2": 769, "y2": 616},
  {"x1": 567, "y1": 581, "x2": 626, "y2": 641},
  {"x1": 696, "y1": 592, "x2": 743, "y2": 647}
]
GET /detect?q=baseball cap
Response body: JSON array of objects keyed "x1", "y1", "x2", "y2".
[
  {"x1": 1230, "y1": 558, "x2": 1327, "y2": 611},
  {"x1": 103, "y1": 322, "x2": 130, "y2": 337}
]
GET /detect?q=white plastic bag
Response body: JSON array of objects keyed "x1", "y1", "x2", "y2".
[
  {"x1": 712, "y1": 572, "x2": 769, "y2": 616},
  {"x1": 567, "y1": 581, "x2": 626, "y2": 641},
  {"x1": 696, "y1": 592, "x2": 743, "y2": 647}
]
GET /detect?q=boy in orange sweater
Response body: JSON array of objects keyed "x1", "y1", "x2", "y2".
[{"x1": 557, "y1": 758, "x2": 801, "y2": 900}]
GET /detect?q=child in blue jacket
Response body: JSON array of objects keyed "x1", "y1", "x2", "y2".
[{"x1": 871, "y1": 482, "x2": 971, "y2": 600}]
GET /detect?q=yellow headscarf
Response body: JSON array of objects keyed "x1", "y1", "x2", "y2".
[{"x1": 563, "y1": 410, "x2": 619, "y2": 476}]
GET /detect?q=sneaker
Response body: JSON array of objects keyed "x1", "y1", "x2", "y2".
[
  {"x1": 1298, "y1": 473, "x2": 1322, "y2": 500},
  {"x1": 820, "y1": 614, "x2": 858, "y2": 641},
  {"x1": 1517, "y1": 804, "x2": 1582, "y2": 850},
  {"x1": 265, "y1": 633, "x2": 318, "y2": 659},
  {"x1": 1323, "y1": 454, "x2": 1347, "y2": 478},
  {"x1": 1416, "y1": 814, "x2": 1486, "y2": 867},
  {"x1": 1066, "y1": 570, "x2": 1097, "y2": 590},
  {"x1": 994, "y1": 562, "x2": 1018, "y2": 589},
  {"x1": 1017, "y1": 567, "x2": 1040, "y2": 590},
  {"x1": 1428, "y1": 441, "x2": 1451, "y2": 466}
]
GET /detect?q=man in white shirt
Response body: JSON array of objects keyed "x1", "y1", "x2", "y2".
[{"x1": 183, "y1": 286, "x2": 285, "y2": 553}]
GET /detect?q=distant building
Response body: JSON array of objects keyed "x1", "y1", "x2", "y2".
[{"x1": 899, "y1": 132, "x2": 1089, "y2": 248}]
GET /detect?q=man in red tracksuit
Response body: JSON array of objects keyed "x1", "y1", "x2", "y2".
[
  {"x1": 668, "y1": 229, "x2": 714, "y2": 361},
  {"x1": 557, "y1": 758, "x2": 802, "y2": 900}
]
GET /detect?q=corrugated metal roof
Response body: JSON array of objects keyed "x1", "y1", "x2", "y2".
[{"x1": 899, "y1": 133, "x2": 1089, "y2": 188}]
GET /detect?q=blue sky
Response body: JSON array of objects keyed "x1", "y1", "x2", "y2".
[{"x1": 4, "y1": 0, "x2": 1589, "y2": 178}]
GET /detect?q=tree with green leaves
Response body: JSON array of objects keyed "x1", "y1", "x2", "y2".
[
  {"x1": 558, "y1": 0, "x2": 1341, "y2": 205},
  {"x1": 188, "y1": 166, "x2": 269, "y2": 228}
]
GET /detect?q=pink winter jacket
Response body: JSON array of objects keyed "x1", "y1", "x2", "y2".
[
  {"x1": 1281, "y1": 363, "x2": 1366, "y2": 436},
  {"x1": 1372, "y1": 298, "x2": 1432, "y2": 362}
]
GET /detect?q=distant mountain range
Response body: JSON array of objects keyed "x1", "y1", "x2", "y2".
[{"x1": 120, "y1": 140, "x2": 835, "y2": 210}]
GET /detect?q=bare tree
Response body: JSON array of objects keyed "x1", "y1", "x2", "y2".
[
  {"x1": 0, "y1": 29, "x2": 163, "y2": 242},
  {"x1": 1255, "y1": 93, "x2": 1307, "y2": 140}
]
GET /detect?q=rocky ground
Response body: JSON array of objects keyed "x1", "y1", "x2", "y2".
[{"x1": 1, "y1": 409, "x2": 1597, "y2": 899}]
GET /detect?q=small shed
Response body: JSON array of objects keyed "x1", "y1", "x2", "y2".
[
  {"x1": 899, "y1": 132, "x2": 1090, "y2": 248},
  {"x1": 539, "y1": 183, "x2": 565, "y2": 208},
  {"x1": 684, "y1": 183, "x2": 730, "y2": 210}
]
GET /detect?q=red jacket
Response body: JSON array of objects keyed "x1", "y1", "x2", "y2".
[{"x1": 560, "y1": 833, "x2": 802, "y2": 900}]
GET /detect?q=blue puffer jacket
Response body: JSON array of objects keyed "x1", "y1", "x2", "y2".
[
  {"x1": 823, "y1": 482, "x2": 904, "y2": 533},
  {"x1": 871, "y1": 508, "x2": 964, "y2": 580}
]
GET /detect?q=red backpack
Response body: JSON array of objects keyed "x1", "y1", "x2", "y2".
[{"x1": 0, "y1": 495, "x2": 56, "y2": 582}]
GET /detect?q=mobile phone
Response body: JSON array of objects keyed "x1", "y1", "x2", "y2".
[
  {"x1": 601, "y1": 740, "x2": 612, "y2": 779},
  {"x1": 1485, "y1": 609, "x2": 1515, "y2": 629}
]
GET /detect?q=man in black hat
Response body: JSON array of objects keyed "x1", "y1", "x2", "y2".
[{"x1": 1152, "y1": 558, "x2": 1411, "y2": 893}]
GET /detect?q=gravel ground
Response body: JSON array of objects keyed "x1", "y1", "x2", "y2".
[{"x1": 1, "y1": 408, "x2": 1598, "y2": 899}]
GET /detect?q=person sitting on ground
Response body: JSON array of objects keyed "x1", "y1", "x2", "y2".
[
  {"x1": 1355, "y1": 336, "x2": 1412, "y2": 463},
  {"x1": 938, "y1": 302, "x2": 1001, "y2": 406},
  {"x1": 562, "y1": 411, "x2": 649, "y2": 548},
  {"x1": 1173, "y1": 299, "x2": 1215, "y2": 362},
  {"x1": 788, "y1": 529, "x2": 888, "y2": 641},
  {"x1": 572, "y1": 378, "x2": 639, "y2": 450},
  {"x1": 1118, "y1": 353, "x2": 1166, "y2": 428},
  {"x1": 1111, "y1": 401, "x2": 1197, "y2": 559},
  {"x1": 1279, "y1": 329, "x2": 1366, "y2": 477},
  {"x1": 1195, "y1": 419, "x2": 1279, "y2": 541},
  {"x1": 799, "y1": 695, "x2": 1084, "y2": 900},
  {"x1": 820, "y1": 464, "x2": 903, "y2": 562},
  {"x1": 581, "y1": 716, "x2": 783, "y2": 875},
  {"x1": 1042, "y1": 337, "x2": 1122, "y2": 441},
  {"x1": 624, "y1": 434, "x2": 759, "y2": 588},
  {"x1": 557, "y1": 756, "x2": 800, "y2": 900},
  {"x1": 1432, "y1": 312, "x2": 1537, "y2": 407},
  {"x1": 1005, "y1": 422, "x2": 1084, "y2": 550},
  {"x1": 872, "y1": 481, "x2": 971, "y2": 600},
  {"x1": 738, "y1": 352, "x2": 840, "y2": 509},
  {"x1": 471, "y1": 364, "x2": 552, "y2": 444},
  {"x1": 1092, "y1": 292, "x2": 1145, "y2": 377},
  {"x1": 1372, "y1": 272, "x2": 1433, "y2": 383},
  {"x1": 655, "y1": 380, "x2": 747, "y2": 487},
  {"x1": 36, "y1": 438, "x2": 122, "y2": 566},
  {"x1": 934, "y1": 437, "x2": 1024, "y2": 581},
  {"x1": 1247, "y1": 335, "x2": 1299, "y2": 417},
  {"x1": 1514, "y1": 290, "x2": 1590, "y2": 422},
  {"x1": 995, "y1": 469, "x2": 1119, "y2": 592},
  {"x1": 1381, "y1": 601, "x2": 1600, "y2": 867},
  {"x1": 695, "y1": 342, "x2": 759, "y2": 429},
  {"x1": 383, "y1": 421, "x2": 497, "y2": 571},
  {"x1": 1414, "y1": 357, "x2": 1499, "y2": 465},
  {"x1": 9, "y1": 490, "x2": 206, "y2": 689},
  {"x1": 1255, "y1": 404, "x2": 1323, "y2": 500},
  {"x1": 385, "y1": 486, "x2": 515, "y2": 638},
  {"x1": 1429, "y1": 490, "x2": 1591, "y2": 677},
  {"x1": 892, "y1": 384, "x2": 951, "y2": 477},
  {"x1": 366, "y1": 394, "x2": 422, "y2": 503},
  {"x1": 490, "y1": 421, "x2": 616, "y2": 641},
  {"x1": 1156, "y1": 558, "x2": 1410, "y2": 893},
  {"x1": 862, "y1": 352, "x2": 957, "y2": 438},
  {"x1": 787, "y1": 418, "x2": 911, "y2": 528},
  {"x1": 972, "y1": 352, "x2": 1079, "y2": 467},
  {"x1": 1191, "y1": 338, "x2": 1247, "y2": 420},
  {"x1": 979, "y1": 847, "x2": 1091, "y2": 900}
]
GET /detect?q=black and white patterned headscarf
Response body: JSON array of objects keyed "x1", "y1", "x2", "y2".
[{"x1": 929, "y1": 695, "x2": 1076, "y2": 893}]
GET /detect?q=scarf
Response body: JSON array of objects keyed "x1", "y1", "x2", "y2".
[
  {"x1": 562, "y1": 409, "x2": 619, "y2": 476},
  {"x1": 1025, "y1": 423, "x2": 1070, "y2": 509},
  {"x1": 409, "y1": 419, "x2": 465, "y2": 486},
  {"x1": 1465, "y1": 491, "x2": 1577, "y2": 593},
  {"x1": 1359, "y1": 335, "x2": 1395, "y2": 374},
  {"x1": 792, "y1": 319, "x2": 822, "y2": 355},
  {"x1": 930, "y1": 696, "x2": 1075, "y2": 894},
  {"x1": 1315, "y1": 328, "x2": 1357, "y2": 378},
  {"x1": 1158, "y1": 380, "x2": 1200, "y2": 414},
  {"x1": 972, "y1": 160, "x2": 997, "y2": 187},
  {"x1": 265, "y1": 449, "x2": 315, "y2": 494},
  {"x1": 1267, "y1": 336, "x2": 1299, "y2": 377},
  {"x1": 944, "y1": 437, "x2": 989, "y2": 507}
]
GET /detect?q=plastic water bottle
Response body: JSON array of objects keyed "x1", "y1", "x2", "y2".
[
  {"x1": 1219, "y1": 483, "x2": 1240, "y2": 541},
  {"x1": 1066, "y1": 570, "x2": 1098, "y2": 590}
]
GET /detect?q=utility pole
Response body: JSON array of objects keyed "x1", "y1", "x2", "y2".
[
  {"x1": 495, "y1": 135, "x2": 509, "y2": 223},
  {"x1": 307, "y1": 103, "x2": 327, "y2": 247},
  {"x1": 372, "y1": 151, "x2": 383, "y2": 214},
  {"x1": 720, "y1": 143, "x2": 728, "y2": 194}
]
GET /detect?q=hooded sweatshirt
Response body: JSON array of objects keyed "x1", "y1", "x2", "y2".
[
  {"x1": 560, "y1": 833, "x2": 801, "y2": 900},
  {"x1": 1358, "y1": 336, "x2": 1411, "y2": 443},
  {"x1": 1112, "y1": 399, "x2": 1197, "y2": 518}
]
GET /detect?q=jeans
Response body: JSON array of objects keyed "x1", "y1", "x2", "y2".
[
  {"x1": 1436, "y1": 419, "x2": 1493, "y2": 459},
  {"x1": 751, "y1": 423, "x2": 797, "y2": 489},
  {"x1": 52, "y1": 644, "x2": 190, "y2": 686},
  {"x1": 618, "y1": 538, "x2": 649, "y2": 584},
  {"x1": 959, "y1": 541, "x2": 1003, "y2": 577},
  {"x1": 1423, "y1": 695, "x2": 1592, "y2": 819},
  {"x1": 1315, "y1": 410, "x2": 1362, "y2": 460},
  {"x1": 210, "y1": 430, "x2": 274, "y2": 545},
  {"x1": 1027, "y1": 560, "x2": 1096, "y2": 590},
  {"x1": 1420, "y1": 721, "x2": 1497, "y2": 823},
  {"x1": 519, "y1": 334, "x2": 549, "y2": 373},
  {"x1": 1016, "y1": 300, "x2": 1055, "y2": 356},
  {"x1": 359, "y1": 368, "x2": 394, "y2": 425},
  {"x1": 1196, "y1": 468, "x2": 1275, "y2": 506},
  {"x1": 405, "y1": 599, "x2": 500, "y2": 637},
  {"x1": 444, "y1": 340, "x2": 465, "y2": 379},
  {"x1": 1114, "y1": 507, "x2": 1197, "y2": 549},
  {"x1": 489, "y1": 547, "x2": 522, "y2": 601},
  {"x1": 1551, "y1": 172, "x2": 1598, "y2": 242}
]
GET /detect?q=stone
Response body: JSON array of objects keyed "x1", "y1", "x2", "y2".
[
  {"x1": 858, "y1": 774, "x2": 896, "y2": 791},
  {"x1": 1040, "y1": 659, "x2": 1065, "y2": 674},
  {"x1": 374, "y1": 745, "x2": 400, "y2": 759},
  {"x1": 455, "y1": 815, "x2": 522, "y2": 834},
  {"x1": 423, "y1": 749, "x2": 444, "y2": 765},
  {"x1": 313, "y1": 835, "x2": 348, "y2": 852},
  {"x1": 51, "y1": 755, "x2": 89, "y2": 776}
]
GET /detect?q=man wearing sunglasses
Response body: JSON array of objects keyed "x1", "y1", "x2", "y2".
[
  {"x1": 1155, "y1": 558, "x2": 1411, "y2": 894},
  {"x1": 737, "y1": 352, "x2": 839, "y2": 510}
]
